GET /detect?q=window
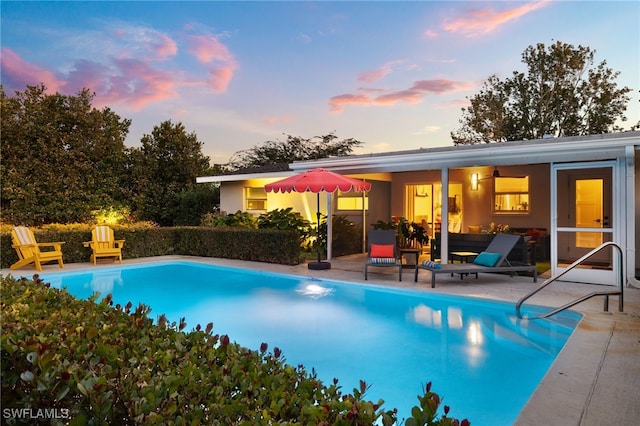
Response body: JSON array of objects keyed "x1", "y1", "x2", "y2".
[
  {"x1": 245, "y1": 187, "x2": 267, "y2": 211},
  {"x1": 493, "y1": 177, "x2": 529, "y2": 213},
  {"x1": 336, "y1": 190, "x2": 368, "y2": 210}
]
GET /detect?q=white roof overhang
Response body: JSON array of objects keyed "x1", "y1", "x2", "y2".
[
  {"x1": 290, "y1": 132, "x2": 640, "y2": 174},
  {"x1": 196, "y1": 171, "x2": 296, "y2": 183},
  {"x1": 196, "y1": 132, "x2": 639, "y2": 182}
]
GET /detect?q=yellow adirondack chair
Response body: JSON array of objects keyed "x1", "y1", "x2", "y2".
[
  {"x1": 86, "y1": 225, "x2": 125, "y2": 265},
  {"x1": 10, "y1": 226, "x2": 65, "y2": 271}
]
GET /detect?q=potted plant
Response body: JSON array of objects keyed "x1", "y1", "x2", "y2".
[{"x1": 398, "y1": 218, "x2": 430, "y2": 248}]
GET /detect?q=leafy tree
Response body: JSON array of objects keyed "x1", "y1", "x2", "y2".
[
  {"x1": 172, "y1": 184, "x2": 219, "y2": 226},
  {"x1": 126, "y1": 120, "x2": 212, "y2": 226},
  {"x1": 227, "y1": 133, "x2": 362, "y2": 170},
  {"x1": 0, "y1": 84, "x2": 131, "y2": 224},
  {"x1": 451, "y1": 41, "x2": 632, "y2": 144}
]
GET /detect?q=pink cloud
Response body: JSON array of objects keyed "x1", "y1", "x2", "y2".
[
  {"x1": 358, "y1": 61, "x2": 403, "y2": 83},
  {"x1": 358, "y1": 68, "x2": 388, "y2": 83},
  {"x1": 185, "y1": 34, "x2": 238, "y2": 94},
  {"x1": 442, "y1": 0, "x2": 549, "y2": 37},
  {"x1": 187, "y1": 34, "x2": 235, "y2": 64},
  {"x1": 103, "y1": 58, "x2": 179, "y2": 110},
  {"x1": 155, "y1": 34, "x2": 178, "y2": 58},
  {"x1": 375, "y1": 88, "x2": 424, "y2": 105},
  {"x1": 207, "y1": 66, "x2": 234, "y2": 93},
  {"x1": 0, "y1": 48, "x2": 65, "y2": 93},
  {"x1": 2, "y1": 32, "x2": 235, "y2": 111},
  {"x1": 62, "y1": 57, "x2": 179, "y2": 110},
  {"x1": 424, "y1": 29, "x2": 439, "y2": 38},
  {"x1": 64, "y1": 59, "x2": 112, "y2": 95},
  {"x1": 109, "y1": 26, "x2": 178, "y2": 62},
  {"x1": 264, "y1": 115, "x2": 293, "y2": 125},
  {"x1": 329, "y1": 79, "x2": 472, "y2": 113},
  {"x1": 329, "y1": 93, "x2": 373, "y2": 112},
  {"x1": 412, "y1": 79, "x2": 468, "y2": 94}
]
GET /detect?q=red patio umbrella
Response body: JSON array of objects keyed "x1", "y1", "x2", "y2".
[{"x1": 265, "y1": 168, "x2": 371, "y2": 270}]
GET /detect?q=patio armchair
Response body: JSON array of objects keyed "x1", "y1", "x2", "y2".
[
  {"x1": 85, "y1": 225, "x2": 125, "y2": 265},
  {"x1": 10, "y1": 226, "x2": 65, "y2": 271},
  {"x1": 365, "y1": 230, "x2": 402, "y2": 281}
]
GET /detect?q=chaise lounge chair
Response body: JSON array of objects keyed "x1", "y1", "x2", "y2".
[
  {"x1": 414, "y1": 233, "x2": 537, "y2": 288},
  {"x1": 365, "y1": 230, "x2": 403, "y2": 281},
  {"x1": 10, "y1": 226, "x2": 65, "y2": 271},
  {"x1": 85, "y1": 225, "x2": 125, "y2": 265}
]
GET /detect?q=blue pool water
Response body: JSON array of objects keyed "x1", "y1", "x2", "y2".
[{"x1": 40, "y1": 261, "x2": 581, "y2": 425}]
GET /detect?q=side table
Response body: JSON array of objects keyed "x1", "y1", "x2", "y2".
[{"x1": 399, "y1": 248, "x2": 421, "y2": 268}]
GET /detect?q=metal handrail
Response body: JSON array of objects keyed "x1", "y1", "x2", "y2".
[{"x1": 516, "y1": 242, "x2": 624, "y2": 319}]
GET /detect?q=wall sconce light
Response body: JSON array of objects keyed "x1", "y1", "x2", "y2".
[{"x1": 471, "y1": 173, "x2": 479, "y2": 191}]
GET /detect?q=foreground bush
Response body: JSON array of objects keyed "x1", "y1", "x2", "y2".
[{"x1": 1, "y1": 277, "x2": 470, "y2": 426}]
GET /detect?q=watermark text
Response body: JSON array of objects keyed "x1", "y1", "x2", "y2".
[{"x1": 2, "y1": 407, "x2": 70, "y2": 420}]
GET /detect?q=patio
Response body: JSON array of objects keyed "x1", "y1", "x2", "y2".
[{"x1": 3, "y1": 255, "x2": 639, "y2": 425}]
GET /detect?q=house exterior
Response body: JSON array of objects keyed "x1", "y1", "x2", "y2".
[{"x1": 197, "y1": 131, "x2": 640, "y2": 288}]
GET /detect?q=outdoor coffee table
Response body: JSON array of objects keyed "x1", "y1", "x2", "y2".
[
  {"x1": 450, "y1": 251, "x2": 478, "y2": 263},
  {"x1": 449, "y1": 251, "x2": 479, "y2": 278}
]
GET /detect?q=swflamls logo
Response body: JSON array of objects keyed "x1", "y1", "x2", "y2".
[{"x1": 2, "y1": 408, "x2": 70, "y2": 420}]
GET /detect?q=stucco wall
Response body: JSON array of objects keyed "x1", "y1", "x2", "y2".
[
  {"x1": 220, "y1": 178, "x2": 391, "y2": 226},
  {"x1": 334, "y1": 180, "x2": 391, "y2": 232},
  {"x1": 220, "y1": 179, "x2": 328, "y2": 221}
]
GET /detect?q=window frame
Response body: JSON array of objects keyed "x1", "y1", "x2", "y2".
[
  {"x1": 336, "y1": 189, "x2": 369, "y2": 211},
  {"x1": 245, "y1": 187, "x2": 268, "y2": 211},
  {"x1": 492, "y1": 176, "x2": 530, "y2": 214}
]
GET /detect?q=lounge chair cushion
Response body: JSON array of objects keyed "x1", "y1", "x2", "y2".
[
  {"x1": 369, "y1": 257, "x2": 397, "y2": 264},
  {"x1": 421, "y1": 259, "x2": 442, "y2": 269},
  {"x1": 473, "y1": 251, "x2": 501, "y2": 267},
  {"x1": 370, "y1": 244, "x2": 394, "y2": 258}
]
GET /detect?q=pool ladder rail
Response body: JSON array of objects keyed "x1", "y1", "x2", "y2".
[{"x1": 516, "y1": 242, "x2": 624, "y2": 319}]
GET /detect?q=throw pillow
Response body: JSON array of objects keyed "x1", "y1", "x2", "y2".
[
  {"x1": 370, "y1": 257, "x2": 397, "y2": 264},
  {"x1": 473, "y1": 251, "x2": 501, "y2": 267},
  {"x1": 421, "y1": 260, "x2": 442, "y2": 269},
  {"x1": 370, "y1": 244, "x2": 394, "y2": 258}
]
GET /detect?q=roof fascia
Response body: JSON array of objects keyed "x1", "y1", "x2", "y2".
[
  {"x1": 196, "y1": 171, "x2": 296, "y2": 183},
  {"x1": 290, "y1": 132, "x2": 640, "y2": 174}
]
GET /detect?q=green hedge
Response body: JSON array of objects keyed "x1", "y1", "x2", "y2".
[
  {"x1": 1, "y1": 227, "x2": 301, "y2": 269},
  {"x1": 1, "y1": 276, "x2": 398, "y2": 425}
]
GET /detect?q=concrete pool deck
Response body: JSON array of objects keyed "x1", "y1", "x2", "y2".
[{"x1": 3, "y1": 255, "x2": 639, "y2": 426}]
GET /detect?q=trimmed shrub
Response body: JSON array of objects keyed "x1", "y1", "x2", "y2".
[
  {"x1": 257, "y1": 207, "x2": 311, "y2": 245},
  {"x1": 1, "y1": 226, "x2": 302, "y2": 269}
]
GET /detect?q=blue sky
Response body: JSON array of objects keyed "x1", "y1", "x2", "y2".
[{"x1": 2, "y1": 1, "x2": 639, "y2": 164}]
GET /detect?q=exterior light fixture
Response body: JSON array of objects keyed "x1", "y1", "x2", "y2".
[{"x1": 471, "y1": 173, "x2": 479, "y2": 191}]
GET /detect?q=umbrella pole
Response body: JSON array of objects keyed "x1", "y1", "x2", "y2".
[
  {"x1": 316, "y1": 192, "x2": 321, "y2": 263},
  {"x1": 309, "y1": 192, "x2": 331, "y2": 270}
]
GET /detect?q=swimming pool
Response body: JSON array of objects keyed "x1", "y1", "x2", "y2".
[{"x1": 40, "y1": 261, "x2": 581, "y2": 425}]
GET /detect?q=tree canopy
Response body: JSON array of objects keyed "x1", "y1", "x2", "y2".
[
  {"x1": 227, "y1": 133, "x2": 362, "y2": 171},
  {"x1": 1, "y1": 84, "x2": 131, "y2": 224},
  {"x1": 451, "y1": 41, "x2": 632, "y2": 144},
  {"x1": 1, "y1": 86, "x2": 217, "y2": 226},
  {"x1": 124, "y1": 120, "x2": 214, "y2": 226}
]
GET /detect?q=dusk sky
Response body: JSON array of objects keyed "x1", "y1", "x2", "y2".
[{"x1": 2, "y1": 1, "x2": 639, "y2": 164}]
